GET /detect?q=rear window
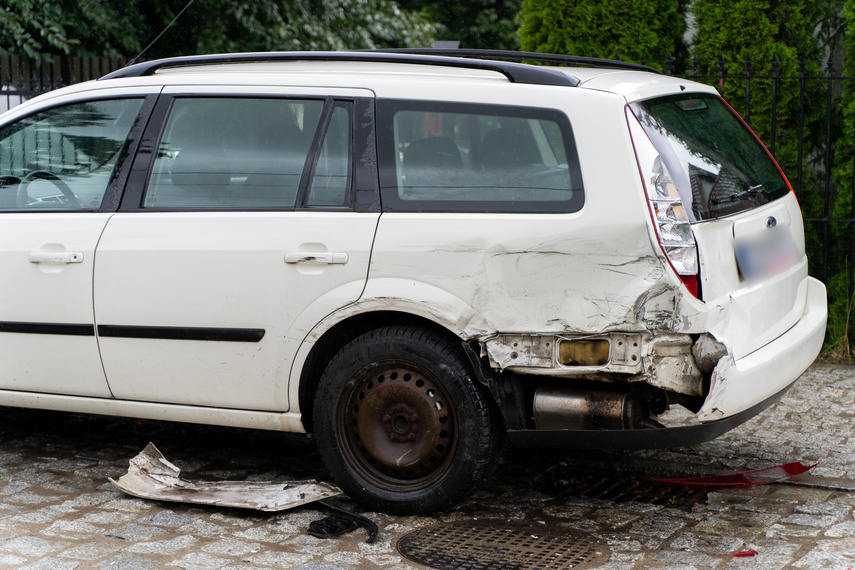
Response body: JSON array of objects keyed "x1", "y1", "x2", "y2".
[
  {"x1": 377, "y1": 100, "x2": 584, "y2": 213},
  {"x1": 629, "y1": 94, "x2": 789, "y2": 222}
]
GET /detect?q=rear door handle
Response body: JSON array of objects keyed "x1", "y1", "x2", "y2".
[
  {"x1": 29, "y1": 252, "x2": 84, "y2": 264},
  {"x1": 285, "y1": 252, "x2": 348, "y2": 265}
]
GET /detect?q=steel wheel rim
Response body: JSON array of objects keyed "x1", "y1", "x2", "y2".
[{"x1": 337, "y1": 359, "x2": 457, "y2": 491}]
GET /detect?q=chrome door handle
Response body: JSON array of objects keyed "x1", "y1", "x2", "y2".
[
  {"x1": 284, "y1": 252, "x2": 348, "y2": 265},
  {"x1": 29, "y1": 252, "x2": 84, "y2": 264}
]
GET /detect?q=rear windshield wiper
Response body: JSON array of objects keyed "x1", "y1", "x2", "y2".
[{"x1": 710, "y1": 184, "x2": 764, "y2": 205}]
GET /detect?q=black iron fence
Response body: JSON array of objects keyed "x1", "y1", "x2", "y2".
[
  {"x1": 657, "y1": 55, "x2": 855, "y2": 349},
  {"x1": 3, "y1": 53, "x2": 855, "y2": 346},
  {"x1": 1, "y1": 54, "x2": 125, "y2": 111}
]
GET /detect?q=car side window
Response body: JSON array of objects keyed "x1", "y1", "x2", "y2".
[
  {"x1": 377, "y1": 100, "x2": 584, "y2": 213},
  {"x1": 144, "y1": 98, "x2": 325, "y2": 209},
  {"x1": 0, "y1": 98, "x2": 144, "y2": 210}
]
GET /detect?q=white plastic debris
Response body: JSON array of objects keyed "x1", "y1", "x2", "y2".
[{"x1": 110, "y1": 442, "x2": 341, "y2": 511}]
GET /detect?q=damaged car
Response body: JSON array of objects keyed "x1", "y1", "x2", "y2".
[{"x1": 0, "y1": 50, "x2": 826, "y2": 514}]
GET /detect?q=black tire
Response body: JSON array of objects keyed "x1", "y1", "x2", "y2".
[{"x1": 313, "y1": 325, "x2": 502, "y2": 515}]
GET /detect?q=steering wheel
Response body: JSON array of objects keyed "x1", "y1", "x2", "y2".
[{"x1": 16, "y1": 170, "x2": 81, "y2": 208}]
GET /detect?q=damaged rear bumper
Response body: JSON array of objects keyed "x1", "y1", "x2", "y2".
[
  {"x1": 507, "y1": 378, "x2": 794, "y2": 449},
  {"x1": 505, "y1": 277, "x2": 825, "y2": 450},
  {"x1": 697, "y1": 276, "x2": 826, "y2": 422}
]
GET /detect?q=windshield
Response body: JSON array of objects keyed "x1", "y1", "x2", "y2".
[{"x1": 629, "y1": 94, "x2": 789, "y2": 222}]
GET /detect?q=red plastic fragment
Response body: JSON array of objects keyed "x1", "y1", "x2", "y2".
[
  {"x1": 651, "y1": 461, "x2": 817, "y2": 488},
  {"x1": 733, "y1": 549, "x2": 758, "y2": 558}
]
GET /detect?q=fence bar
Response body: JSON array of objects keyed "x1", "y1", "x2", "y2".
[
  {"x1": 797, "y1": 56, "x2": 806, "y2": 201},
  {"x1": 823, "y1": 56, "x2": 835, "y2": 282},
  {"x1": 770, "y1": 56, "x2": 778, "y2": 157},
  {"x1": 850, "y1": 114, "x2": 855, "y2": 318},
  {"x1": 744, "y1": 56, "x2": 752, "y2": 124}
]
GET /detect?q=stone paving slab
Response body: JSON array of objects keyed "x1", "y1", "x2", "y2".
[{"x1": 1, "y1": 363, "x2": 855, "y2": 568}]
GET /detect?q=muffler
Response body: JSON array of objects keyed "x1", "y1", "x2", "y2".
[{"x1": 533, "y1": 386, "x2": 650, "y2": 430}]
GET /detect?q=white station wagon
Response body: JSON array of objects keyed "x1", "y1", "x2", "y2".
[{"x1": 0, "y1": 50, "x2": 827, "y2": 514}]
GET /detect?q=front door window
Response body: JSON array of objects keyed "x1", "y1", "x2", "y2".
[{"x1": 0, "y1": 99, "x2": 144, "y2": 210}]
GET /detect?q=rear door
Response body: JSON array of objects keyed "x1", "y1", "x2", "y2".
[
  {"x1": 94, "y1": 87, "x2": 379, "y2": 411},
  {"x1": 0, "y1": 93, "x2": 153, "y2": 396}
]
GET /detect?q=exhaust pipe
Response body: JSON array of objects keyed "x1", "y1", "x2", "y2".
[{"x1": 533, "y1": 386, "x2": 653, "y2": 430}]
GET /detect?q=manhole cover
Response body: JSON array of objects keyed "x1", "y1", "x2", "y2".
[{"x1": 397, "y1": 521, "x2": 609, "y2": 570}]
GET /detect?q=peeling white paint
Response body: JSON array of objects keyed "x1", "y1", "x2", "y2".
[{"x1": 697, "y1": 363, "x2": 731, "y2": 422}]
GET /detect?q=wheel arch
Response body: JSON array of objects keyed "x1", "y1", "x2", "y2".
[
  {"x1": 297, "y1": 310, "x2": 469, "y2": 433},
  {"x1": 310, "y1": 322, "x2": 504, "y2": 514}
]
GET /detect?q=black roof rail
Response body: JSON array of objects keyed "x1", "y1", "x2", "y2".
[
  {"x1": 366, "y1": 48, "x2": 660, "y2": 74},
  {"x1": 99, "y1": 51, "x2": 581, "y2": 87}
]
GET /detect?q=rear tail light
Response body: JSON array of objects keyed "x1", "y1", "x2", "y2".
[{"x1": 626, "y1": 107, "x2": 700, "y2": 298}]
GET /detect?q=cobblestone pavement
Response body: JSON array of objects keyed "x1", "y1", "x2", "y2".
[{"x1": 2, "y1": 363, "x2": 855, "y2": 569}]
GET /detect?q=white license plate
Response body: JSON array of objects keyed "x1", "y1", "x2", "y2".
[{"x1": 734, "y1": 227, "x2": 799, "y2": 281}]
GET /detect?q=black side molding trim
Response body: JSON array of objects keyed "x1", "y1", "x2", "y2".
[
  {"x1": 0, "y1": 322, "x2": 95, "y2": 336},
  {"x1": 97, "y1": 325, "x2": 265, "y2": 343},
  {"x1": 507, "y1": 379, "x2": 796, "y2": 450}
]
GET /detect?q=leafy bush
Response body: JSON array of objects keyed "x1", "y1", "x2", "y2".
[
  {"x1": 518, "y1": 0, "x2": 689, "y2": 71},
  {"x1": 0, "y1": 0, "x2": 439, "y2": 61}
]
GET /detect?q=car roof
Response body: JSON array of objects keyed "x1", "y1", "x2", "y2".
[
  {"x1": 570, "y1": 67, "x2": 718, "y2": 100},
  {"x1": 101, "y1": 51, "x2": 717, "y2": 102},
  {"x1": 8, "y1": 51, "x2": 717, "y2": 116}
]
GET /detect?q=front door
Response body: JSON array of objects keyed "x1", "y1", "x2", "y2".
[{"x1": 0, "y1": 97, "x2": 148, "y2": 396}]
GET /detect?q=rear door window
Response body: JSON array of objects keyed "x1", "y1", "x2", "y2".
[
  {"x1": 143, "y1": 98, "x2": 326, "y2": 209},
  {"x1": 377, "y1": 100, "x2": 584, "y2": 213},
  {"x1": 307, "y1": 103, "x2": 352, "y2": 207},
  {"x1": 629, "y1": 94, "x2": 790, "y2": 222}
]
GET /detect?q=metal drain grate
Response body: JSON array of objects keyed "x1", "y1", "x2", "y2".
[
  {"x1": 553, "y1": 474, "x2": 708, "y2": 509},
  {"x1": 527, "y1": 463, "x2": 709, "y2": 509},
  {"x1": 397, "y1": 521, "x2": 609, "y2": 570}
]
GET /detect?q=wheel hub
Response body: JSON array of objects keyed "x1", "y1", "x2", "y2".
[
  {"x1": 383, "y1": 403, "x2": 420, "y2": 442},
  {"x1": 344, "y1": 364, "x2": 455, "y2": 483}
]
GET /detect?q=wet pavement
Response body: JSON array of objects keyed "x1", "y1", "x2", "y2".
[{"x1": 2, "y1": 362, "x2": 855, "y2": 569}]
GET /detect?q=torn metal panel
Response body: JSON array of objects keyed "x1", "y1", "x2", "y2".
[
  {"x1": 481, "y1": 332, "x2": 704, "y2": 398},
  {"x1": 481, "y1": 334, "x2": 555, "y2": 369},
  {"x1": 642, "y1": 334, "x2": 704, "y2": 397},
  {"x1": 609, "y1": 333, "x2": 644, "y2": 366},
  {"x1": 481, "y1": 332, "x2": 645, "y2": 375},
  {"x1": 110, "y1": 443, "x2": 341, "y2": 511}
]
